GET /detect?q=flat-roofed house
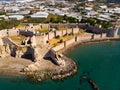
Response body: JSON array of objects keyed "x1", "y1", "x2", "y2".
[
  {"x1": 8, "y1": 15, "x2": 24, "y2": 20},
  {"x1": 30, "y1": 12, "x2": 49, "y2": 18}
]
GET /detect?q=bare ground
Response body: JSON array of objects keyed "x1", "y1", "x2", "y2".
[{"x1": 0, "y1": 57, "x2": 33, "y2": 76}]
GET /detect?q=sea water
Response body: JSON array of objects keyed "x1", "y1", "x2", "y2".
[{"x1": 0, "y1": 41, "x2": 120, "y2": 90}]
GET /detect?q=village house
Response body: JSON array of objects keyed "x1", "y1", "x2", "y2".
[{"x1": 30, "y1": 11, "x2": 49, "y2": 18}]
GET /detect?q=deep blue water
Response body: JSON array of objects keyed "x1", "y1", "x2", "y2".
[{"x1": 1, "y1": 41, "x2": 120, "y2": 90}]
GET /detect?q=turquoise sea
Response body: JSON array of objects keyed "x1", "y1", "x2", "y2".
[{"x1": 1, "y1": 41, "x2": 120, "y2": 90}]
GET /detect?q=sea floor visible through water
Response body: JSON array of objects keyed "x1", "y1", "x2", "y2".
[{"x1": 0, "y1": 41, "x2": 120, "y2": 90}]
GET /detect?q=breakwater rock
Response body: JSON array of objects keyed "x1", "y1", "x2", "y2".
[
  {"x1": 88, "y1": 79, "x2": 99, "y2": 90},
  {"x1": 80, "y1": 76, "x2": 100, "y2": 90}
]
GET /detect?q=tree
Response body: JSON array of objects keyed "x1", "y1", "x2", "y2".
[{"x1": 0, "y1": 20, "x2": 20, "y2": 30}]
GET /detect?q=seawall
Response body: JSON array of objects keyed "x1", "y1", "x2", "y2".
[{"x1": 52, "y1": 34, "x2": 120, "y2": 53}]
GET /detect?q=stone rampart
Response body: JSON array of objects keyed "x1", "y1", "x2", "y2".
[
  {"x1": 49, "y1": 32, "x2": 55, "y2": 39},
  {"x1": 73, "y1": 28, "x2": 79, "y2": 34},
  {"x1": 52, "y1": 33, "x2": 108, "y2": 52},
  {"x1": 65, "y1": 38, "x2": 75, "y2": 46},
  {"x1": 55, "y1": 30, "x2": 63, "y2": 37},
  {"x1": 0, "y1": 29, "x2": 19, "y2": 37},
  {"x1": 52, "y1": 43, "x2": 64, "y2": 52}
]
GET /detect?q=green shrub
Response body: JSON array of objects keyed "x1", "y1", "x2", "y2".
[
  {"x1": 59, "y1": 39, "x2": 63, "y2": 43},
  {"x1": 55, "y1": 35, "x2": 60, "y2": 39}
]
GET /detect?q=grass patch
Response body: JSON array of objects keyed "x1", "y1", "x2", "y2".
[
  {"x1": 49, "y1": 34, "x2": 74, "y2": 47},
  {"x1": 44, "y1": 14, "x2": 63, "y2": 23},
  {"x1": 38, "y1": 28, "x2": 49, "y2": 33},
  {"x1": 58, "y1": 28, "x2": 68, "y2": 31},
  {"x1": 7, "y1": 35, "x2": 26, "y2": 45},
  {"x1": 17, "y1": 24, "x2": 25, "y2": 29}
]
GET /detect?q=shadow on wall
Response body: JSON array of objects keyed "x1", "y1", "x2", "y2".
[
  {"x1": 44, "y1": 49, "x2": 59, "y2": 65},
  {"x1": 10, "y1": 46, "x2": 17, "y2": 57},
  {"x1": 107, "y1": 29, "x2": 116, "y2": 37},
  {"x1": 10, "y1": 45, "x2": 35, "y2": 62},
  {"x1": 19, "y1": 30, "x2": 34, "y2": 37},
  {"x1": 21, "y1": 47, "x2": 35, "y2": 61}
]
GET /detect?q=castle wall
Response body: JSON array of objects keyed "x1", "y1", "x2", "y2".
[
  {"x1": 65, "y1": 38, "x2": 75, "y2": 46},
  {"x1": 52, "y1": 33, "x2": 108, "y2": 52},
  {"x1": 73, "y1": 28, "x2": 80, "y2": 34}
]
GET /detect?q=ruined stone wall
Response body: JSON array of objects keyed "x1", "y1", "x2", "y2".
[
  {"x1": 67, "y1": 29, "x2": 73, "y2": 34},
  {"x1": 8, "y1": 29, "x2": 19, "y2": 36},
  {"x1": 0, "y1": 45, "x2": 10, "y2": 58},
  {"x1": 0, "y1": 29, "x2": 19, "y2": 37},
  {"x1": 37, "y1": 27, "x2": 80, "y2": 45},
  {"x1": 36, "y1": 35, "x2": 48, "y2": 45},
  {"x1": 62, "y1": 30, "x2": 67, "y2": 36},
  {"x1": 39, "y1": 24, "x2": 49, "y2": 29},
  {"x1": 65, "y1": 38, "x2": 75, "y2": 46},
  {"x1": 73, "y1": 28, "x2": 79, "y2": 34},
  {"x1": 55, "y1": 30, "x2": 63, "y2": 37},
  {"x1": 48, "y1": 32, "x2": 55, "y2": 39},
  {"x1": 94, "y1": 34, "x2": 101, "y2": 39},
  {"x1": 52, "y1": 33, "x2": 108, "y2": 52},
  {"x1": 102, "y1": 34, "x2": 107, "y2": 38},
  {"x1": 0, "y1": 29, "x2": 8, "y2": 37},
  {"x1": 52, "y1": 43, "x2": 65, "y2": 51},
  {"x1": 78, "y1": 36, "x2": 91, "y2": 41}
]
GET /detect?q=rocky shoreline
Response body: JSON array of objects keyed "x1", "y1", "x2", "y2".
[
  {"x1": 51, "y1": 56, "x2": 77, "y2": 80},
  {"x1": 25, "y1": 55, "x2": 77, "y2": 82}
]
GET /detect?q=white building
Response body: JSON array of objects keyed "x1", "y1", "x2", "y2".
[
  {"x1": 85, "y1": 7, "x2": 93, "y2": 11},
  {"x1": 16, "y1": 10, "x2": 30, "y2": 15},
  {"x1": 114, "y1": 7, "x2": 120, "y2": 14},
  {"x1": 30, "y1": 12, "x2": 49, "y2": 18},
  {"x1": 87, "y1": 0, "x2": 95, "y2": 1},
  {"x1": 16, "y1": 0, "x2": 34, "y2": 3},
  {"x1": 98, "y1": 14, "x2": 112, "y2": 21},
  {"x1": 8, "y1": 15, "x2": 24, "y2": 20},
  {"x1": 100, "y1": 5, "x2": 107, "y2": 9},
  {"x1": 84, "y1": 11, "x2": 98, "y2": 18},
  {"x1": 0, "y1": 15, "x2": 8, "y2": 19}
]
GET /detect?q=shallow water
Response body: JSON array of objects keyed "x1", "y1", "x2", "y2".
[{"x1": 0, "y1": 41, "x2": 120, "y2": 90}]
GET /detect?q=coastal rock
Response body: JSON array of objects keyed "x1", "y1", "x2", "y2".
[
  {"x1": 45, "y1": 49, "x2": 65, "y2": 67},
  {"x1": 24, "y1": 63, "x2": 39, "y2": 71}
]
